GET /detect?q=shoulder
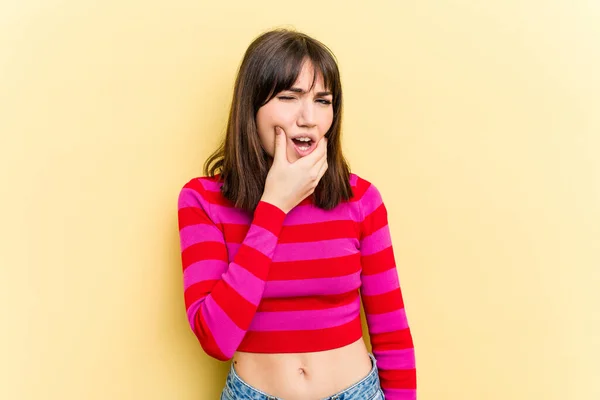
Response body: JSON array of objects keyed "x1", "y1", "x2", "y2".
[
  {"x1": 178, "y1": 174, "x2": 224, "y2": 209},
  {"x1": 349, "y1": 172, "x2": 386, "y2": 219},
  {"x1": 349, "y1": 172, "x2": 383, "y2": 203},
  {"x1": 180, "y1": 174, "x2": 223, "y2": 192}
]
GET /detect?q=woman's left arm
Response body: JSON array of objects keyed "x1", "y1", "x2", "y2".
[{"x1": 358, "y1": 179, "x2": 417, "y2": 400}]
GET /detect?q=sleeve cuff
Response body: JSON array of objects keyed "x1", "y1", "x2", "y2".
[{"x1": 253, "y1": 200, "x2": 287, "y2": 236}]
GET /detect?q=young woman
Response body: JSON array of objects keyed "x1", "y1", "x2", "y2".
[{"x1": 177, "y1": 28, "x2": 416, "y2": 400}]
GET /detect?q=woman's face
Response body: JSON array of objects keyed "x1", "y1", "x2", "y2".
[{"x1": 256, "y1": 60, "x2": 334, "y2": 163}]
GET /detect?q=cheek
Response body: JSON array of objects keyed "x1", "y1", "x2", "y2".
[
  {"x1": 319, "y1": 110, "x2": 334, "y2": 133},
  {"x1": 257, "y1": 129, "x2": 274, "y2": 156},
  {"x1": 256, "y1": 103, "x2": 291, "y2": 151},
  {"x1": 256, "y1": 108, "x2": 276, "y2": 155}
]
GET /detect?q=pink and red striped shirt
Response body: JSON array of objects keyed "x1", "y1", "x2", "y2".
[{"x1": 177, "y1": 173, "x2": 416, "y2": 399}]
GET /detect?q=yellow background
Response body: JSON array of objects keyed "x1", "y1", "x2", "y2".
[{"x1": 2, "y1": 1, "x2": 599, "y2": 399}]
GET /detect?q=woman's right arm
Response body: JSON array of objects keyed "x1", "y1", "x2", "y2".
[
  {"x1": 178, "y1": 127, "x2": 328, "y2": 361},
  {"x1": 178, "y1": 180, "x2": 286, "y2": 361}
]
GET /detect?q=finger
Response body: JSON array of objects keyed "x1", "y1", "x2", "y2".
[
  {"x1": 273, "y1": 126, "x2": 288, "y2": 164},
  {"x1": 310, "y1": 155, "x2": 328, "y2": 180},
  {"x1": 317, "y1": 158, "x2": 328, "y2": 180}
]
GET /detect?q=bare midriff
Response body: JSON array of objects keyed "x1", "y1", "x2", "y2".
[{"x1": 232, "y1": 338, "x2": 372, "y2": 400}]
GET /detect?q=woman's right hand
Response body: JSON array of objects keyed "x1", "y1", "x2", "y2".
[{"x1": 261, "y1": 126, "x2": 328, "y2": 214}]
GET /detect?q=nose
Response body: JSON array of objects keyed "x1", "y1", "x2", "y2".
[{"x1": 296, "y1": 99, "x2": 316, "y2": 128}]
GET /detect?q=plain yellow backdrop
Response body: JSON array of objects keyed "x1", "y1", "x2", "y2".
[{"x1": 1, "y1": 1, "x2": 599, "y2": 399}]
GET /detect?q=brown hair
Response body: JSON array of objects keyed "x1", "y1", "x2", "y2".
[{"x1": 203, "y1": 28, "x2": 353, "y2": 212}]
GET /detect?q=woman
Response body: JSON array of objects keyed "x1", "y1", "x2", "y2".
[{"x1": 177, "y1": 28, "x2": 416, "y2": 400}]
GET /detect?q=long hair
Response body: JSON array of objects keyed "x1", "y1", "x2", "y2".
[{"x1": 203, "y1": 28, "x2": 352, "y2": 212}]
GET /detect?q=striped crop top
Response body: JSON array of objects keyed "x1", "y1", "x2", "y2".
[{"x1": 177, "y1": 173, "x2": 416, "y2": 399}]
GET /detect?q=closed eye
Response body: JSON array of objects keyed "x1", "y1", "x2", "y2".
[{"x1": 278, "y1": 96, "x2": 332, "y2": 105}]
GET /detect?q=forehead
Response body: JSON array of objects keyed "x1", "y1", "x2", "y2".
[{"x1": 292, "y1": 61, "x2": 327, "y2": 90}]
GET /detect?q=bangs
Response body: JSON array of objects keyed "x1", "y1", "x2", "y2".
[{"x1": 255, "y1": 39, "x2": 340, "y2": 110}]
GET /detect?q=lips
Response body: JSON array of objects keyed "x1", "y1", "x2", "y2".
[{"x1": 290, "y1": 137, "x2": 317, "y2": 157}]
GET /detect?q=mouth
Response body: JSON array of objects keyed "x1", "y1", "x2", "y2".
[
  {"x1": 290, "y1": 137, "x2": 316, "y2": 157},
  {"x1": 288, "y1": 132, "x2": 319, "y2": 157}
]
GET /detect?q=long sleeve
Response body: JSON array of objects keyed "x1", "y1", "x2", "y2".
[
  {"x1": 358, "y1": 181, "x2": 417, "y2": 399},
  {"x1": 177, "y1": 178, "x2": 286, "y2": 361}
]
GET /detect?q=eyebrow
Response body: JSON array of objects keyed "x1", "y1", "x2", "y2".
[{"x1": 287, "y1": 87, "x2": 332, "y2": 96}]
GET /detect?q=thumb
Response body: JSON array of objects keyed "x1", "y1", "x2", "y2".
[{"x1": 273, "y1": 126, "x2": 288, "y2": 164}]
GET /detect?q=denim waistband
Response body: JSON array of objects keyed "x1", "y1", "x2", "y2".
[{"x1": 223, "y1": 352, "x2": 380, "y2": 400}]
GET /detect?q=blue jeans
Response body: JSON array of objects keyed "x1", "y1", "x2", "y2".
[{"x1": 220, "y1": 352, "x2": 384, "y2": 400}]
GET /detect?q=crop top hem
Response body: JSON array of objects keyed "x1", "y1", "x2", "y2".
[{"x1": 236, "y1": 315, "x2": 364, "y2": 354}]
